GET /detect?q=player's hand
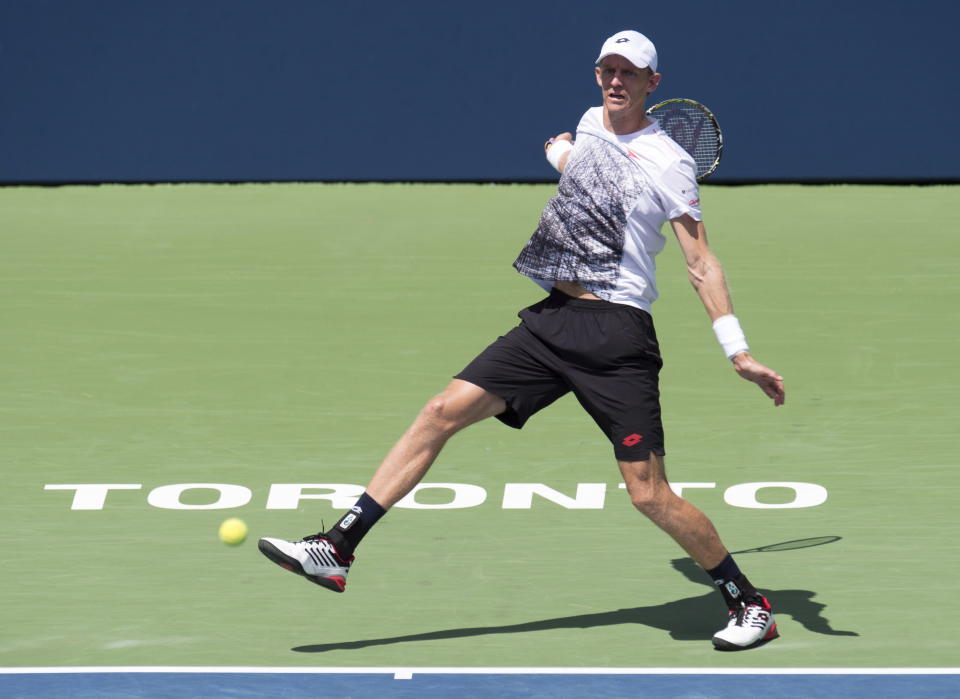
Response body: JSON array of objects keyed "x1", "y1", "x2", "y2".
[
  {"x1": 731, "y1": 352, "x2": 785, "y2": 406},
  {"x1": 544, "y1": 132, "x2": 574, "y2": 152}
]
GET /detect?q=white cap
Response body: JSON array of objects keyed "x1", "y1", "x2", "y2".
[{"x1": 595, "y1": 30, "x2": 658, "y2": 72}]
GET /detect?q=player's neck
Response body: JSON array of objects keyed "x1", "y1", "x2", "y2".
[{"x1": 603, "y1": 106, "x2": 651, "y2": 135}]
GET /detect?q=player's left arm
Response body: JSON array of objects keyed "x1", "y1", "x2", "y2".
[{"x1": 670, "y1": 214, "x2": 785, "y2": 406}]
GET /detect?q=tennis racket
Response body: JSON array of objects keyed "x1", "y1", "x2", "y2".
[{"x1": 646, "y1": 98, "x2": 723, "y2": 181}]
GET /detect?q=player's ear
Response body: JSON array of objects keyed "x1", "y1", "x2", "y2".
[
  {"x1": 647, "y1": 71, "x2": 661, "y2": 94},
  {"x1": 595, "y1": 65, "x2": 603, "y2": 87}
]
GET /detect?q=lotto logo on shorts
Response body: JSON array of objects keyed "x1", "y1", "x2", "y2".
[{"x1": 621, "y1": 433, "x2": 644, "y2": 447}]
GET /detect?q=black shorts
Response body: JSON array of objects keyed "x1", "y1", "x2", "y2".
[{"x1": 455, "y1": 288, "x2": 665, "y2": 461}]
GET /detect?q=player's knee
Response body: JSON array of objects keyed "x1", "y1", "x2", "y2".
[
  {"x1": 627, "y1": 482, "x2": 674, "y2": 518},
  {"x1": 629, "y1": 489, "x2": 658, "y2": 515},
  {"x1": 419, "y1": 394, "x2": 464, "y2": 436}
]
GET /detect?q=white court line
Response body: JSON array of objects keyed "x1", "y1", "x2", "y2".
[{"x1": 1, "y1": 667, "x2": 959, "y2": 676}]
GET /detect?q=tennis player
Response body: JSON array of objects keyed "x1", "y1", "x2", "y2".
[{"x1": 260, "y1": 29, "x2": 785, "y2": 651}]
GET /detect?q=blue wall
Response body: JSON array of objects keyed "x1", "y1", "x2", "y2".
[{"x1": 0, "y1": 0, "x2": 954, "y2": 183}]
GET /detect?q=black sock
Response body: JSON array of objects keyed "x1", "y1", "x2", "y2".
[
  {"x1": 324, "y1": 492, "x2": 386, "y2": 558},
  {"x1": 707, "y1": 554, "x2": 759, "y2": 609}
]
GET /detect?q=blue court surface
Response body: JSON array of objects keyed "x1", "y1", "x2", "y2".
[{"x1": 2, "y1": 668, "x2": 958, "y2": 698}]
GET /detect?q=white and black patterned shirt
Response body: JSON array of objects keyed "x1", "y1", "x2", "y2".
[{"x1": 514, "y1": 107, "x2": 702, "y2": 313}]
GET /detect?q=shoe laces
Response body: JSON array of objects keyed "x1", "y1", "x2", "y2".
[
  {"x1": 732, "y1": 600, "x2": 771, "y2": 630},
  {"x1": 301, "y1": 532, "x2": 351, "y2": 562},
  {"x1": 301, "y1": 533, "x2": 329, "y2": 546}
]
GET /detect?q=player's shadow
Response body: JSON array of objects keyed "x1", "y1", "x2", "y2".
[{"x1": 292, "y1": 538, "x2": 858, "y2": 653}]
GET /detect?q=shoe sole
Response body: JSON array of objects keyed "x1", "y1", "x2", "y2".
[
  {"x1": 712, "y1": 623, "x2": 779, "y2": 651},
  {"x1": 257, "y1": 538, "x2": 347, "y2": 593}
]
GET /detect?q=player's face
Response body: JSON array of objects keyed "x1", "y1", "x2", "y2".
[{"x1": 595, "y1": 55, "x2": 660, "y2": 123}]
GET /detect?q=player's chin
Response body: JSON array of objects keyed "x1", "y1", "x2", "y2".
[{"x1": 604, "y1": 98, "x2": 634, "y2": 115}]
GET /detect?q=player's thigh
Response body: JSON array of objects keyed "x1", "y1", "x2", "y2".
[
  {"x1": 455, "y1": 324, "x2": 569, "y2": 429},
  {"x1": 429, "y1": 378, "x2": 507, "y2": 429},
  {"x1": 617, "y1": 451, "x2": 668, "y2": 490},
  {"x1": 570, "y1": 359, "x2": 665, "y2": 461}
]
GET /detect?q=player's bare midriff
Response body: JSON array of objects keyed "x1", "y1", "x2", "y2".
[{"x1": 553, "y1": 281, "x2": 602, "y2": 300}]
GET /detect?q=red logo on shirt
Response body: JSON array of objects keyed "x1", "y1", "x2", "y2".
[{"x1": 689, "y1": 198, "x2": 700, "y2": 206}]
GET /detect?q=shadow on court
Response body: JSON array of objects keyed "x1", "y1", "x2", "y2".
[{"x1": 292, "y1": 538, "x2": 858, "y2": 653}]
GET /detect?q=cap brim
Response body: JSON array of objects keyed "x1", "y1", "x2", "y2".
[{"x1": 594, "y1": 51, "x2": 649, "y2": 69}]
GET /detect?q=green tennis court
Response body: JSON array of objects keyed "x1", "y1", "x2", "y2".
[{"x1": 1, "y1": 183, "x2": 957, "y2": 671}]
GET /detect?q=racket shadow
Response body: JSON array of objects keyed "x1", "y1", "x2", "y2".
[{"x1": 292, "y1": 535, "x2": 857, "y2": 653}]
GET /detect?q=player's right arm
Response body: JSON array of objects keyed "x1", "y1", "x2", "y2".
[{"x1": 544, "y1": 132, "x2": 574, "y2": 173}]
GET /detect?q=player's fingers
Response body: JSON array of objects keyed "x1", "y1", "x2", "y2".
[
  {"x1": 545, "y1": 133, "x2": 574, "y2": 152},
  {"x1": 766, "y1": 379, "x2": 785, "y2": 406},
  {"x1": 757, "y1": 376, "x2": 784, "y2": 405}
]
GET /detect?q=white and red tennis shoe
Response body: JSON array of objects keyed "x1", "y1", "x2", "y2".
[
  {"x1": 258, "y1": 533, "x2": 353, "y2": 592},
  {"x1": 712, "y1": 596, "x2": 779, "y2": 650}
]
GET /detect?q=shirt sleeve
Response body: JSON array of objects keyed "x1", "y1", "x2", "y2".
[{"x1": 657, "y1": 155, "x2": 703, "y2": 221}]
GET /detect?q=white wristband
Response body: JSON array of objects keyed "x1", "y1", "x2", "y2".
[
  {"x1": 545, "y1": 139, "x2": 573, "y2": 172},
  {"x1": 712, "y1": 314, "x2": 749, "y2": 359}
]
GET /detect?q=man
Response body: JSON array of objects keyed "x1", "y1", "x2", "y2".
[{"x1": 259, "y1": 29, "x2": 786, "y2": 651}]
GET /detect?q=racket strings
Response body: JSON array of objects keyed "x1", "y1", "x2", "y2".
[
  {"x1": 659, "y1": 108, "x2": 718, "y2": 174},
  {"x1": 648, "y1": 100, "x2": 722, "y2": 180}
]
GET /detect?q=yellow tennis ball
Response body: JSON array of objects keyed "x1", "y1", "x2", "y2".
[{"x1": 218, "y1": 517, "x2": 248, "y2": 546}]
